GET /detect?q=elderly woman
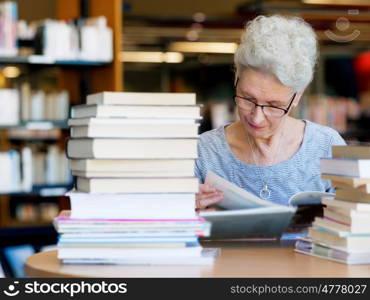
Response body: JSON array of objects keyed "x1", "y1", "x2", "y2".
[{"x1": 195, "y1": 15, "x2": 346, "y2": 211}]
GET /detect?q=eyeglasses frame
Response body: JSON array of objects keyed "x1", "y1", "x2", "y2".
[{"x1": 234, "y1": 77, "x2": 296, "y2": 117}]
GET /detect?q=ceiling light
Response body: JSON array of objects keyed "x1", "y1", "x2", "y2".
[
  {"x1": 2, "y1": 66, "x2": 21, "y2": 78},
  {"x1": 169, "y1": 42, "x2": 238, "y2": 54},
  {"x1": 303, "y1": 0, "x2": 370, "y2": 6},
  {"x1": 120, "y1": 51, "x2": 184, "y2": 63}
]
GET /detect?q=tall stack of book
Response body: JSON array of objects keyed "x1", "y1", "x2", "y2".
[
  {"x1": 295, "y1": 145, "x2": 370, "y2": 264},
  {"x1": 54, "y1": 92, "x2": 216, "y2": 265}
]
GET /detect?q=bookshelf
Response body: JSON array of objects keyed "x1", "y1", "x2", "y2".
[
  {"x1": 0, "y1": 56, "x2": 111, "y2": 66},
  {"x1": 0, "y1": 0, "x2": 123, "y2": 229}
]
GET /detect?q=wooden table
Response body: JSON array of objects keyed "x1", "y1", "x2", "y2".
[{"x1": 25, "y1": 240, "x2": 370, "y2": 278}]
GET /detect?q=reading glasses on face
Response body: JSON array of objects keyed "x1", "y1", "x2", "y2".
[{"x1": 234, "y1": 78, "x2": 296, "y2": 118}]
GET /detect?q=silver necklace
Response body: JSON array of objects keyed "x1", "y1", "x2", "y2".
[{"x1": 245, "y1": 126, "x2": 284, "y2": 200}]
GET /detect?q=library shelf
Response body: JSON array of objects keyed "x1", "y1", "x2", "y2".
[
  {"x1": 1, "y1": 184, "x2": 73, "y2": 198},
  {"x1": 4, "y1": 220, "x2": 54, "y2": 228},
  {"x1": 0, "y1": 121, "x2": 69, "y2": 130},
  {"x1": 0, "y1": 56, "x2": 112, "y2": 67}
]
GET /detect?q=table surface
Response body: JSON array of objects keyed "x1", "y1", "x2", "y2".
[{"x1": 25, "y1": 240, "x2": 370, "y2": 278}]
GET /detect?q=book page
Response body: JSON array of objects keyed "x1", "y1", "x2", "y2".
[
  {"x1": 288, "y1": 191, "x2": 335, "y2": 206},
  {"x1": 205, "y1": 171, "x2": 284, "y2": 210}
]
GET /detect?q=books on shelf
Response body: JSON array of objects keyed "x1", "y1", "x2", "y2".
[
  {"x1": 0, "y1": 89, "x2": 20, "y2": 125},
  {"x1": 20, "y1": 83, "x2": 70, "y2": 122},
  {"x1": 55, "y1": 91, "x2": 216, "y2": 265},
  {"x1": 31, "y1": 145, "x2": 72, "y2": 186},
  {"x1": 291, "y1": 95, "x2": 361, "y2": 133},
  {"x1": 296, "y1": 145, "x2": 370, "y2": 264},
  {"x1": 33, "y1": 16, "x2": 112, "y2": 61},
  {"x1": 0, "y1": 1, "x2": 18, "y2": 56},
  {"x1": 0, "y1": 145, "x2": 71, "y2": 192},
  {"x1": 15, "y1": 202, "x2": 59, "y2": 222},
  {"x1": 79, "y1": 17, "x2": 113, "y2": 62},
  {"x1": 0, "y1": 150, "x2": 21, "y2": 193}
]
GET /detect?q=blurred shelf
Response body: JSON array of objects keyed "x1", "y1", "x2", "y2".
[
  {"x1": 5, "y1": 220, "x2": 53, "y2": 228},
  {"x1": 0, "y1": 225, "x2": 57, "y2": 246},
  {"x1": 341, "y1": 129, "x2": 370, "y2": 141},
  {"x1": 2, "y1": 184, "x2": 73, "y2": 197},
  {"x1": 0, "y1": 55, "x2": 112, "y2": 66},
  {"x1": 0, "y1": 121, "x2": 68, "y2": 130}
]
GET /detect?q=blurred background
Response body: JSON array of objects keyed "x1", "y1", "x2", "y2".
[{"x1": 0, "y1": 0, "x2": 369, "y2": 276}]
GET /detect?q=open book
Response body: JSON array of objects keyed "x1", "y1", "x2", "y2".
[{"x1": 199, "y1": 172, "x2": 334, "y2": 239}]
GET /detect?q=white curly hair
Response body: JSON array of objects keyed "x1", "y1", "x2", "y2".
[{"x1": 234, "y1": 15, "x2": 318, "y2": 92}]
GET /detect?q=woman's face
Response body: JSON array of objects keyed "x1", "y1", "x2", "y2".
[{"x1": 235, "y1": 68, "x2": 299, "y2": 139}]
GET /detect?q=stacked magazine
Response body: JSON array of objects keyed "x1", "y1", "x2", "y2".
[
  {"x1": 54, "y1": 92, "x2": 216, "y2": 265},
  {"x1": 295, "y1": 145, "x2": 370, "y2": 264}
]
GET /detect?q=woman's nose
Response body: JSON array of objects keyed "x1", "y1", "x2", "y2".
[{"x1": 250, "y1": 106, "x2": 266, "y2": 124}]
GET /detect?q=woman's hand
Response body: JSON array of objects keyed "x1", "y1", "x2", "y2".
[{"x1": 195, "y1": 183, "x2": 224, "y2": 212}]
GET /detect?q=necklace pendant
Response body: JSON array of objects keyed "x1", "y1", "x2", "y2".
[{"x1": 260, "y1": 184, "x2": 271, "y2": 200}]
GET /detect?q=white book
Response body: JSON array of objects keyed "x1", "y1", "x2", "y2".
[
  {"x1": 68, "y1": 159, "x2": 195, "y2": 176},
  {"x1": 76, "y1": 176, "x2": 199, "y2": 194},
  {"x1": 87, "y1": 92, "x2": 196, "y2": 106},
  {"x1": 313, "y1": 217, "x2": 370, "y2": 234},
  {"x1": 322, "y1": 197, "x2": 370, "y2": 212},
  {"x1": 20, "y1": 83, "x2": 32, "y2": 121},
  {"x1": 69, "y1": 121, "x2": 199, "y2": 138},
  {"x1": 71, "y1": 104, "x2": 201, "y2": 119},
  {"x1": 62, "y1": 248, "x2": 219, "y2": 266},
  {"x1": 295, "y1": 238, "x2": 370, "y2": 264},
  {"x1": 68, "y1": 118, "x2": 198, "y2": 126},
  {"x1": 67, "y1": 190, "x2": 196, "y2": 219},
  {"x1": 58, "y1": 246, "x2": 203, "y2": 259},
  {"x1": 46, "y1": 145, "x2": 59, "y2": 184},
  {"x1": 67, "y1": 138, "x2": 198, "y2": 159},
  {"x1": 0, "y1": 89, "x2": 19, "y2": 125},
  {"x1": 31, "y1": 91, "x2": 45, "y2": 121},
  {"x1": 0, "y1": 151, "x2": 19, "y2": 192},
  {"x1": 21, "y1": 147, "x2": 32, "y2": 192},
  {"x1": 320, "y1": 158, "x2": 370, "y2": 178},
  {"x1": 308, "y1": 227, "x2": 370, "y2": 251},
  {"x1": 45, "y1": 92, "x2": 55, "y2": 121},
  {"x1": 57, "y1": 91, "x2": 69, "y2": 120},
  {"x1": 32, "y1": 152, "x2": 46, "y2": 185}
]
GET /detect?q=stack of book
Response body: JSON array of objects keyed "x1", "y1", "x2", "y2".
[
  {"x1": 54, "y1": 91, "x2": 216, "y2": 265},
  {"x1": 295, "y1": 145, "x2": 370, "y2": 264}
]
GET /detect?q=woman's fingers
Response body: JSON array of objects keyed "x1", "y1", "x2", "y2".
[
  {"x1": 196, "y1": 191, "x2": 223, "y2": 209},
  {"x1": 199, "y1": 183, "x2": 216, "y2": 193}
]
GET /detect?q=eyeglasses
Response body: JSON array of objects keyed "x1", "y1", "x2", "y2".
[
  {"x1": 234, "y1": 92, "x2": 296, "y2": 118},
  {"x1": 234, "y1": 77, "x2": 296, "y2": 118}
]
